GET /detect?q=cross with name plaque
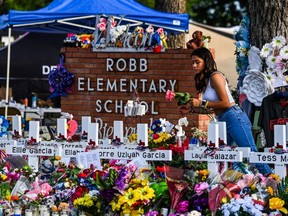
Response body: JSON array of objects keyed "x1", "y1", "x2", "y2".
[{"x1": 250, "y1": 124, "x2": 287, "y2": 179}]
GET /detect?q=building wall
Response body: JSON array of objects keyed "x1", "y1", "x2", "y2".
[{"x1": 61, "y1": 47, "x2": 210, "y2": 137}]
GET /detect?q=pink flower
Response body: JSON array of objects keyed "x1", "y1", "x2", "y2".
[
  {"x1": 165, "y1": 90, "x2": 175, "y2": 101},
  {"x1": 39, "y1": 183, "x2": 53, "y2": 196},
  {"x1": 194, "y1": 182, "x2": 209, "y2": 196}
]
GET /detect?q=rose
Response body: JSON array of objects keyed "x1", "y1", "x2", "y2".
[{"x1": 165, "y1": 89, "x2": 175, "y2": 101}]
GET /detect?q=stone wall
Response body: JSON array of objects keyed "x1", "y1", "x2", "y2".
[{"x1": 60, "y1": 47, "x2": 210, "y2": 136}]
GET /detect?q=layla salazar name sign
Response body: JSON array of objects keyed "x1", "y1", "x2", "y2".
[
  {"x1": 97, "y1": 149, "x2": 172, "y2": 161},
  {"x1": 250, "y1": 152, "x2": 288, "y2": 164},
  {"x1": 184, "y1": 149, "x2": 243, "y2": 162}
]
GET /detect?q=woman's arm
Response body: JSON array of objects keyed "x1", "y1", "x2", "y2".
[{"x1": 189, "y1": 72, "x2": 231, "y2": 111}]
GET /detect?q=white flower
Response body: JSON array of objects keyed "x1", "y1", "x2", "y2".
[
  {"x1": 271, "y1": 35, "x2": 286, "y2": 48},
  {"x1": 242, "y1": 70, "x2": 274, "y2": 106},
  {"x1": 266, "y1": 55, "x2": 278, "y2": 68},
  {"x1": 264, "y1": 68, "x2": 276, "y2": 84},
  {"x1": 260, "y1": 43, "x2": 273, "y2": 58},
  {"x1": 280, "y1": 45, "x2": 288, "y2": 58},
  {"x1": 187, "y1": 210, "x2": 201, "y2": 216}
]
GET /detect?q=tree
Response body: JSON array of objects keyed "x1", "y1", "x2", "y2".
[
  {"x1": 189, "y1": 0, "x2": 247, "y2": 27},
  {"x1": 155, "y1": 0, "x2": 187, "y2": 49},
  {"x1": 247, "y1": 0, "x2": 288, "y2": 48}
]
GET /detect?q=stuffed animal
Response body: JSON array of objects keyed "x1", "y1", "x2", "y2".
[
  {"x1": 78, "y1": 34, "x2": 93, "y2": 48},
  {"x1": 146, "y1": 25, "x2": 154, "y2": 34},
  {"x1": 156, "y1": 28, "x2": 168, "y2": 48},
  {"x1": 186, "y1": 30, "x2": 203, "y2": 50},
  {"x1": 110, "y1": 25, "x2": 127, "y2": 46},
  {"x1": 133, "y1": 26, "x2": 144, "y2": 47},
  {"x1": 97, "y1": 17, "x2": 107, "y2": 32}
]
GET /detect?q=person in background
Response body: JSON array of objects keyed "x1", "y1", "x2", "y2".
[{"x1": 180, "y1": 47, "x2": 272, "y2": 175}]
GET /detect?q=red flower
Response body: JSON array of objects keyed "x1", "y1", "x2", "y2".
[
  {"x1": 156, "y1": 166, "x2": 165, "y2": 173},
  {"x1": 91, "y1": 170, "x2": 106, "y2": 180},
  {"x1": 153, "y1": 134, "x2": 160, "y2": 139},
  {"x1": 71, "y1": 186, "x2": 88, "y2": 203}
]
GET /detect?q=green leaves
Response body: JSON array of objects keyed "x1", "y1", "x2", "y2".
[{"x1": 174, "y1": 92, "x2": 191, "y2": 105}]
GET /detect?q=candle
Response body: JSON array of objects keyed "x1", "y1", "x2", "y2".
[
  {"x1": 88, "y1": 123, "x2": 99, "y2": 146},
  {"x1": 113, "y1": 121, "x2": 123, "y2": 142},
  {"x1": 29, "y1": 121, "x2": 40, "y2": 142},
  {"x1": 137, "y1": 123, "x2": 148, "y2": 146},
  {"x1": 274, "y1": 125, "x2": 286, "y2": 149},
  {"x1": 82, "y1": 116, "x2": 91, "y2": 135},
  {"x1": 57, "y1": 118, "x2": 67, "y2": 139},
  {"x1": 12, "y1": 115, "x2": 22, "y2": 136},
  {"x1": 208, "y1": 123, "x2": 219, "y2": 147}
]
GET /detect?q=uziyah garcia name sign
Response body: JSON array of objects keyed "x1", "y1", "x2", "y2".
[
  {"x1": 77, "y1": 58, "x2": 178, "y2": 114},
  {"x1": 250, "y1": 152, "x2": 288, "y2": 164},
  {"x1": 97, "y1": 149, "x2": 172, "y2": 161},
  {"x1": 0, "y1": 140, "x2": 16, "y2": 150},
  {"x1": 6, "y1": 145, "x2": 55, "y2": 156},
  {"x1": 184, "y1": 149, "x2": 243, "y2": 162}
]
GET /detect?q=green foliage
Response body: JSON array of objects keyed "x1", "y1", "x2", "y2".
[
  {"x1": 1, "y1": 0, "x2": 247, "y2": 28},
  {"x1": 6, "y1": 0, "x2": 53, "y2": 11},
  {"x1": 189, "y1": 0, "x2": 247, "y2": 27}
]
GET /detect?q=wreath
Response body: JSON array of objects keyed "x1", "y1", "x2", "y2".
[
  {"x1": 0, "y1": 116, "x2": 9, "y2": 137},
  {"x1": 48, "y1": 55, "x2": 74, "y2": 98}
]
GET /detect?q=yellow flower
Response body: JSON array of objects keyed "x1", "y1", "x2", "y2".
[
  {"x1": 199, "y1": 169, "x2": 209, "y2": 180},
  {"x1": 221, "y1": 196, "x2": 228, "y2": 204},
  {"x1": 137, "y1": 186, "x2": 155, "y2": 200},
  {"x1": 55, "y1": 156, "x2": 61, "y2": 160},
  {"x1": 110, "y1": 197, "x2": 121, "y2": 212},
  {"x1": 131, "y1": 179, "x2": 149, "y2": 188},
  {"x1": 131, "y1": 208, "x2": 144, "y2": 216},
  {"x1": 122, "y1": 203, "x2": 132, "y2": 214},
  {"x1": 269, "y1": 197, "x2": 288, "y2": 214},
  {"x1": 1, "y1": 174, "x2": 7, "y2": 181},
  {"x1": 128, "y1": 133, "x2": 137, "y2": 143},
  {"x1": 120, "y1": 188, "x2": 141, "y2": 206},
  {"x1": 267, "y1": 186, "x2": 274, "y2": 196},
  {"x1": 270, "y1": 174, "x2": 280, "y2": 182}
]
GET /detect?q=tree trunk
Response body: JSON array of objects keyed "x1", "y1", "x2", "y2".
[
  {"x1": 155, "y1": 0, "x2": 187, "y2": 49},
  {"x1": 248, "y1": 0, "x2": 288, "y2": 48}
]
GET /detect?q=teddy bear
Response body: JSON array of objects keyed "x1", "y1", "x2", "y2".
[
  {"x1": 186, "y1": 30, "x2": 216, "y2": 58},
  {"x1": 110, "y1": 25, "x2": 127, "y2": 47},
  {"x1": 186, "y1": 30, "x2": 203, "y2": 50}
]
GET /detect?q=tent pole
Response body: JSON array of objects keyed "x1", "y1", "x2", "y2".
[{"x1": 5, "y1": 27, "x2": 12, "y2": 118}]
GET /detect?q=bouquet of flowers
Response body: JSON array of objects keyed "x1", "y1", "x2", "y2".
[
  {"x1": 260, "y1": 35, "x2": 288, "y2": 88},
  {"x1": 165, "y1": 90, "x2": 191, "y2": 106}
]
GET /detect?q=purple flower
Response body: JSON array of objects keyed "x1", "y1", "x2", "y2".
[
  {"x1": 145, "y1": 210, "x2": 159, "y2": 216},
  {"x1": 176, "y1": 200, "x2": 189, "y2": 213}
]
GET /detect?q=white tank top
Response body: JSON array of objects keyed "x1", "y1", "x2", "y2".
[{"x1": 202, "y1": 72, "x2": 235, "y2": 103}]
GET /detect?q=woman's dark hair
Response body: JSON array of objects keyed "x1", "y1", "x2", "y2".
[{"x1": 191, "y1": 47, "x2": 217, "y2": 93}]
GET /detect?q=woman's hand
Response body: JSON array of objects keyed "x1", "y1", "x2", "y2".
[{"x1": 190, "y1": 98, "x2": 201, "y2": 107}]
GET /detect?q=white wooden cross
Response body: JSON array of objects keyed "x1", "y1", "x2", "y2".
[
  {"x1": 185, "y1": 122, "x2": 244, "y2": 177},
  {"x1": 250, "y1": 124, "x2": 287, "y2": 179}
]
